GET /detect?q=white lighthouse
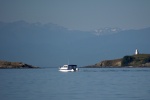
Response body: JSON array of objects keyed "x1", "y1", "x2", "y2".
[{"x1": 135, "y1": 49, "x2": 139, "y2": 55}]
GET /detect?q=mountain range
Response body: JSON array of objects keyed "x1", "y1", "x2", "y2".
[{"x1": 0, "y1": 20, "x2": 150, "y2": 67}]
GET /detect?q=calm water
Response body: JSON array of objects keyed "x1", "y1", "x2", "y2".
[{"x1": 0, "y1": 68, "x2": 150, "y2": 100}]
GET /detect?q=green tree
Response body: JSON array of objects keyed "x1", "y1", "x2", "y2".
[
  {"x1": 122, "y1": 56, "x2": 135, "y2": 66},
  {"x1": 143, "y1": 57, "x2": 150, "y2": 63}
]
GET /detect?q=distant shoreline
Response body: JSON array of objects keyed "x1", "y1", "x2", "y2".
[
  {"x1": 0, "y1": 60, "x2": 39, "y2": 69},
  {"x1": 83, "y1": 54, "x2": 150, "y2": 68}
]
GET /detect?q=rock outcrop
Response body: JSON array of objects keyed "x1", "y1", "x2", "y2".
[
  {"x1": 0, "y1": 60, "x2": 39, "y2": 69},
  {"x1": 84, "y1": 54, "x2": 150, "y2": 68},
  {"x1": 95, "y1": 59, "x2": 122, "y2": 67}
]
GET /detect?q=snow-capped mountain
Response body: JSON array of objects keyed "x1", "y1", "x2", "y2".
[
  {"x1": 0, "y1": 21, "x2": 150, "y2": 67},
  {"x1": 93, "y1": 27, "x2": 122, "y2": 36}
]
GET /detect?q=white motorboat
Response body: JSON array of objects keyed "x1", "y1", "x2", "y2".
[{"x1": 59, "y1": 65, "x2": 79, "y2": 72}]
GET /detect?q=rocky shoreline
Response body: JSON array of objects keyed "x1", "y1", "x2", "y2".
[
  {"x1": 0, "y1": 60, "x2": 39, "y2": 69},
  {"x1": 84, "y1": 54, "x2": 150, "y2": 68}
]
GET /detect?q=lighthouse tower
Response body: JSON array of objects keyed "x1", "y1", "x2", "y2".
[{"x1": 135, "y1": 49, "x2": 139, "y2": 55}]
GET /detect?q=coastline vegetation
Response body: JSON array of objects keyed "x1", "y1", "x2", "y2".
[{"x1": 84, "y1": 54, "x2": 150, "y2": 68}]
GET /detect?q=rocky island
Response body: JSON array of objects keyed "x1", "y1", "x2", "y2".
[
  {"x1": 84, "y1": 54, "x2": 150, "y2": 68},
  {"x1": 0, "y1": 60, "x2": 39, "y2": 69}
]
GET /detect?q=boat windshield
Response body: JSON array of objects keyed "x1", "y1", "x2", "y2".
[{"x1": 63, "y1": 65, "x2": 68, "y2": 67}]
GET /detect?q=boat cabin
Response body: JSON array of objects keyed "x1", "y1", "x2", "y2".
[
  {"x1": 59, "y1": 64, "x2": 78, "y2": 72},
  {"x1": 68, "y1": 65, "x2": 77, "y2": 70}
]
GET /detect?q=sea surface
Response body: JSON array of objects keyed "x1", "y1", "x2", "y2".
[{"x1": 0, "y1": 68, "x2": 150, "y2": 100}]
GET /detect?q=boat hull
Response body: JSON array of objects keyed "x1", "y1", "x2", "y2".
[
  {"x1": 59, "y1": 65, "x2": 79, "y2": 72},
  {"x1": 59, "y1": 68, "x2": 79, "y2": 72}
]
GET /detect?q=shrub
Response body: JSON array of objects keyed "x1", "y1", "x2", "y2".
[
  {"x1": 121, "y1": 56, "x2": 135, "y2": 66},
  {"x1": 143, "y1": 57, "x2": 150, "y2": 63}
]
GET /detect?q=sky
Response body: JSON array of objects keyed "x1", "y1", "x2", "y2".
[{"x1": 0, "y1": 0, "x2": 150, "y2": 31}]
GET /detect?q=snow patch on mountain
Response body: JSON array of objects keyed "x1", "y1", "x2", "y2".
[{"x1": 93, "y1": 27, "x2": 122, "y2": 36}]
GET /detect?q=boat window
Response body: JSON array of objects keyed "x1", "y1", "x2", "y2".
[
  {"x1": 68, "y1": 65, "x2": 77, "y2": 69},
  {"x1": 63, "y1": 65, "x2": 67, "y2": 67}
]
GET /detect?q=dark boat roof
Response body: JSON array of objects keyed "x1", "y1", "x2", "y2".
[{"x1": 68, "y1": 65, "x2": 77, "y2": 66}]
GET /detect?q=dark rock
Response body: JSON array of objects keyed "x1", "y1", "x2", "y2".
[{"x1": 0, "y1": 60, "x2": 39, "y2": 69}]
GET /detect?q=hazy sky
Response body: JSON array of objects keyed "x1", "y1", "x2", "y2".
[{"x1": 0, "y1": 0, "x2": 150, "y2": 31}]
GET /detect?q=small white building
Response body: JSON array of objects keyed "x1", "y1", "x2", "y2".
[{"x1": 135, "y1": 49, "x2": 139, "y2": 55}]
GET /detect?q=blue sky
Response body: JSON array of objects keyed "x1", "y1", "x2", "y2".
[{"x1": 0, "y1": 0, "x2": 150, "y2": 31}]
